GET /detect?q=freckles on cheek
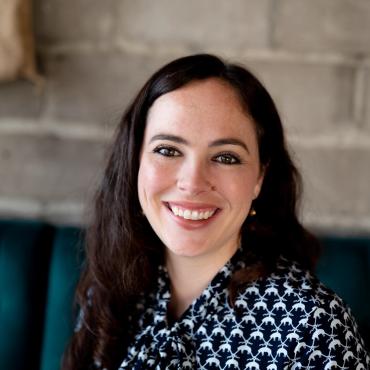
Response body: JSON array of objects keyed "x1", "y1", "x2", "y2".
[{"x1": 139, "y1": 160, "x2": 168, "y2": 196}]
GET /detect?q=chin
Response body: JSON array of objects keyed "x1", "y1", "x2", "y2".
[{"x1": 165, "y1": 240, "x2": 209, "y2": 258}]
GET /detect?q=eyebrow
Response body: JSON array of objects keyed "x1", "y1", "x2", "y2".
[
  {"x1": 209, "y1": 138, "x2": 249, "y2": 154},
  {"x1": 149, "y1": 134, "x2": 250, "y2": 154}
]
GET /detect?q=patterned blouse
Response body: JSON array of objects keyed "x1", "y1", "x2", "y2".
[{"x1": 119, "y1": 250, "x2": 370, "y2": 369}]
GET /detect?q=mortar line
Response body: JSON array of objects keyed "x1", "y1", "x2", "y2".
[{"x1": 36, "y1": 40, "x2": 370, "y2": 68}]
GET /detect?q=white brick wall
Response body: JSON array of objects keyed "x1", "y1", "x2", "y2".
[
  {"x1": 294, "y1": 143, "x2": 370, "y2": 232},
  {"x1": 116, "y1": 0, "x2": 271, "y2": 51},
  {"x1": 0, "y1": 133, "x2": 106, "y2": 200},
  {"x1": 274, "y1": 0, "x2": 370, "y2": 54},
  {"x1": 0, "y1": 0, "x2": 369, "y2": 232},
  {"x1": 245, "y1": 60, "x2": 355, "y2": 135},
  {"x1": 34, "y1": 0, "x2": 116, "y2": 45},
  {"x1": 43, "y1": 51, "x2": 171, "y2": 125}
]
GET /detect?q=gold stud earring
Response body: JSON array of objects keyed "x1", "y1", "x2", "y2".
[{"x1": 249, "y1": 207, "x2": 256, "y2": 217}]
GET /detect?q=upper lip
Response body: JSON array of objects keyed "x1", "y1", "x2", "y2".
[{"x1": 165, "y1": 201, "x2": 220, "y2": 211}]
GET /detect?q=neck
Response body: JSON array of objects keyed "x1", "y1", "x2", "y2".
[{"x1": 166, "y1": 245, "x2": 237, "y2": 320}]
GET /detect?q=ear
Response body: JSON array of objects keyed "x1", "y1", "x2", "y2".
[{"x1": 253, "y1": 166, "x2": 265, "y2": 199}]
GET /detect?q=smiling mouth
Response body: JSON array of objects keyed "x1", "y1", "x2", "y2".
[{"x1": 166, "y1": 203, "x2": 219, "y2": 221}]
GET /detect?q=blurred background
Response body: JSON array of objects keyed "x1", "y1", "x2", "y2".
[
  {"x1": 0, "y1": 0, "x2": 369, "y2": 234},
  {"x1": 1, "y1": 2, "x2": 370, "y2": 369}
]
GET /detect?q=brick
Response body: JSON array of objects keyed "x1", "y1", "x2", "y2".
[
  {"x1": 293, "y1": 145, "x2": 370, "y2": 221},
  {"x1": 0, "y1": 198, "x2": 84, "y2": 225},
  {"x1": 274, "y1": 0, "x2": 370, "y2": 55},
  {"x1": 0, "y1": 134, "x2": 107, "y2": 202},
  {"x1": 34, "y1": 0, "x2": 115, "y2": 45},
  {"x1": 44, "y1": 51, "x2": 172, "y2": 125},
  {"x1": 116, "y1": 0, "x2": 271, "y2": 50},
  {"x1": 0, "y1": 80, "x2": 43, "y2": 118},
  {"x1": 243, "y1": 60, "x2": 355, "y2": 135}
]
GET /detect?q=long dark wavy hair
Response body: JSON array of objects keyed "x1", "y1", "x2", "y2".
[{"x1": 62, "y1": 54, "x2": 320, "y2": 370}]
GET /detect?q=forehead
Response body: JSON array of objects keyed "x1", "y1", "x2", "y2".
[
  {"x1": 161, "y1": 76, "x2": 242, "y2": 102},
  {"x1": 145, "y1": 78, "x2": 257, "y2": 141}
]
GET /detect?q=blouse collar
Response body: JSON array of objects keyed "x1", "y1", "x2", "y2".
[
  {"x1": 155, "y1": 247, "x2": 245, "y2": 335},
  {"x1": 120, "y1": 247, "x2": 245, "y2": 369}
]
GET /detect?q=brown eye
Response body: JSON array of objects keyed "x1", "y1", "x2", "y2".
[
  {"x1": 153, "y1": 146, "x2": 181, "y2": 157},
  {"x1": 213, "y1": 153, "x2": 241, "y2": 165}
]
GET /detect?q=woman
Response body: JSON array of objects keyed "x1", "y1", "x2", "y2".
[{"x1": 63, "y1": 54, "x2": 369, "y2": 369}]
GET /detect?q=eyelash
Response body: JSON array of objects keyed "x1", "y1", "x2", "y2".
[
  {"x1": 152, "y1": 145, "x2": 242, "y2": 165},
  {"x1": 152, "y1": 145, "x2": 181, "y2": 157},
  {"x1": 212, "y1": 152, "x2": 242, "y2": 165}
]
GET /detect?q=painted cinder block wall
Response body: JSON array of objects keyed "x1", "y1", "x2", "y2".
[{"x1": 0, "y1": 0, "x2": 369, "y2": 233}]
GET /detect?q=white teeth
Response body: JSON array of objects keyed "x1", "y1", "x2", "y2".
[
  {"x1": 169, "y1": 205, "x2": 216, "y2": 220},
  {"x1": 191, "y1": 211, "x2": 199, "y2": 220}
]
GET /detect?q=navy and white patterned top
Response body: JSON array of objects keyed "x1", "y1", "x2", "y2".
[{"x1": 119, "y1": 250, "x2": 370, "y2": 369}]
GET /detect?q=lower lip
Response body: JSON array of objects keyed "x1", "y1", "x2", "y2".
[{"x1": 164, "y1": 205, "x2": 220, "y2": 230}]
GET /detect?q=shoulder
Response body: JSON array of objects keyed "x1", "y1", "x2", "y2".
[
  {"x1": 233, "y1": 257, "x2": 370, "y2": 368},
  {"x1": 233, "y1": 257, "x2": 330, "y2": 315}
]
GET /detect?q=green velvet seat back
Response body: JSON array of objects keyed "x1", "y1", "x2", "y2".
[
  {"x1": 39, "y1": 226, "x2": 83, "y2": 370},
  {"x1": 317, "y1": 236, "x2": 370, "y2": 348},
  {"x1": 0, "y1": 220, "x2": 54, "y2": 370}
]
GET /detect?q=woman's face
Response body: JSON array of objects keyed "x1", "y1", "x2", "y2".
[{"x1": 138, "y1": 78, "x2": 264, "y2": 263}]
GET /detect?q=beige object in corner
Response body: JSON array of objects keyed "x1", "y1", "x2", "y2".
[{"x1": 0, "y1": 0, "x2": 41, "y2": 84}]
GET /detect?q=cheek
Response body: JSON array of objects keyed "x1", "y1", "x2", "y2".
[
  {"x1": 230, "y1": 178, "x2": 253, "y2": 208},
  {"x1": 138, "y1": 159, "x2": 173, "y2": 201},
  {"x1": 219, "y1": 172, "x2": 258, "y2": 212},
  {"x1": 219, "y1": 172, "x2": 259, "y2": 201}
]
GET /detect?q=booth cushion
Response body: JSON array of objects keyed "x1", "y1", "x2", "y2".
[
  {"x1": 316, "y1": 236, "x2": 370, "y2": 347},
  {"x1": 0, "y1": 220, "x2": 54, "y2": 370},
  {"x1": 39, "y1": 226, "x2": 83, "y2": 370}
]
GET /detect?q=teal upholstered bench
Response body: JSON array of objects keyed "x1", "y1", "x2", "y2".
[
  {"x1": 317, "y1": 236, "x2": 370, "y2": 346},
  {"x1": 0, "y1": 219, "x2": 369, "y2": 370},
  {"x1": 0, "y1": 220, "x2": 83, "y2": 370}
]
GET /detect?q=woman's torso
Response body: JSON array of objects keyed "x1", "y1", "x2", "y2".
[{"x1": 119, "y1": 253, "x2": 370, "y2": 369}]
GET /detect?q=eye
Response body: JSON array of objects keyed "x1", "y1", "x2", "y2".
[
  {"x1": 153, "y1": 145, "x2": 181, "y2": 157},
  {"x1": 213, "y1": 153, "x2": 241, "y2": 165}
]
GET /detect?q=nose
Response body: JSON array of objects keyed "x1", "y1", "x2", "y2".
[{"x1": 177, "y1": 160, "x2": 215, "y2": 195}]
